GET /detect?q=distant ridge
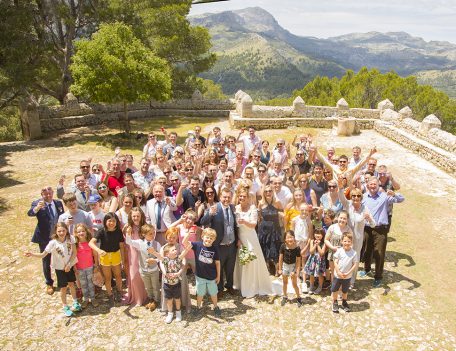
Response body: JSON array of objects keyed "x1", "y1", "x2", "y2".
[{"x1": 190, "y1": 7, "x2": 456, "y2": 99}]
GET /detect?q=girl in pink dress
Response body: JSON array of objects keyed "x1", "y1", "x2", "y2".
[{"x1": 123, "y1": 207, "x2": 148, "y2": 306}]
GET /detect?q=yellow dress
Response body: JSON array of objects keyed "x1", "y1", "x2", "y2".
[{"x1": 284, "y1": 207, "x2": 300, "y2": 231}]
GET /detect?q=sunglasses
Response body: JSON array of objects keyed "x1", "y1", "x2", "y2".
[
  {"x1": 80, "y1": 165, "x2": 90, "y2": 169},
  {"x1": 339, "y1": 160, "x2": 347, "y2": 163},
  {"x1": 351, "y1": 194, "x2": 362, "y2": 198},
  {"x1": 98, "y1": 186, "x2": 107, "y2": 190},
  {"x1": 135, "y1": 195, "x2": 143, "y2": 199},
  {"x1": 258, "y1": 170, "x2": 266, "y2": 173},
  {"x1": 328, "y1": 185, "x2": 337, "y2": 189},
  {"x1": 148, "y1": 136, "x2": 156, "y2": 139},
  {"x1": 206, "y1": 191, "x2": 214, "y2": 195},
  {"x1": 186, "y1": 168, "x2": 194, "y2": 171},
  {"x1": 264, "y1": 190, "x2": 272, "y2": 193},
  {"x1": 164, "y1": 171, "x2": 171, "y2": 174},
  {"x1": 194, "y1": 144, "x2": 201, "y2": 146},
  {"x1": 92, "y1": 169, "x2": 99, "y2": 172},
  {"x1": 253, "y1": 155, "x2": 260, "y2": 158},
  {"x1": 368, "y1": 163, "x2": 377, "y2": 166},
  {"x1": 277, "y1": 143, "x2": 283, "y2": 146},
  {"x1": 171, "y1": 179, "x2": 179, "y2": 182},
  {"x1": 296, "y1": 153, "x2": 304, "y2": 156}
]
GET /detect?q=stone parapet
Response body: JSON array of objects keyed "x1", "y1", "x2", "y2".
[{"x1": 374, "y1": 121, "x2": 456, "y2": 175}]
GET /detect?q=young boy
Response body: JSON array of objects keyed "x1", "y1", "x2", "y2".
[
  {"x1": 331, "y1": 232, "x2": 358, "y2": 313},
  {"x1": 183, "y1": 228, "x2": 221, "y2": 317},
  {"x1": 125, "y1": 224, "x2": 161, "y2": 312},
  {"x1": 158, "y1": 243, "x2": 191, "y2": 323},
  {"x1": 58, "y1": 193, "x2": 93, "y2": 234}
]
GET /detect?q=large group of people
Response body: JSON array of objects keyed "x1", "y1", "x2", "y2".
[{"x1": 26, "y1": 125, "x2": 404, "y2": 321}]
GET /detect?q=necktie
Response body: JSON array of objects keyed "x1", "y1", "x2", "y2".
[
  {"x1": 156, "y1": 201, "x2": 162, "y2": 230},
  {"x1": 47, "y1": 203, "x2": 55, "y2": 219},
  {"x1": 81, "y1": 191, "x2": 86, "y2": 201},
  {"x1": 225, "y1": 207, "x2": 230, "y2": 225}
]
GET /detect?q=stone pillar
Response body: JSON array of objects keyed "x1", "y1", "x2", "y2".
[
  {"x1": 378, "y1": 99, "x2": 394, "y2": 111},
  {"x1": 420, "y1": 114, "x2": 442, "y2": 134},
  {"x1": 398, "y1": 106, "x2": 413, "y2": 120},
  {"x1": 337, "y1": 98, "x2": 349, "y2": 117},
  {"x1": 240, "y1": 94, "x2": 253, "y2": 118},
  {"x1": 19, "y1": 101, "x2": 42, "y2": 141},
  {"x1": 192, "y1": 89, "x2": 203, "y2": 102},
  {"x1": 293, "y1": 96, "x2": 306, "y2": 115}
]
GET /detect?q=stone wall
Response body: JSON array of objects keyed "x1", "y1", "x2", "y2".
[
  {"x1": 375, "y1": 121, "x2": 456, "y2": 176},
  {"x1": 21, "y1": 92, "x2": 235, "y2": 139}
]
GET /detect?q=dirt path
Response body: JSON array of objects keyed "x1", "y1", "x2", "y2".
[{"x1": 0, "y1": 122, "x2": 455, "y2": 350}]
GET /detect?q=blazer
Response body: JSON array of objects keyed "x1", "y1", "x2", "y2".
[
  {"x1": 200, "y1": 202, "x2": 239, "y2": 246},
  {"x1": 145, "y1": 198, "x2": 177, "y2": 231},
  {"x1": 27, "y1": 199, "x2": 65, "y2": 244}
]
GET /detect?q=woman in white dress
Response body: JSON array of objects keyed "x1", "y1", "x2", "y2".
[{"x1": 234, "y1": 187, "x2": 273, "y2": 297}]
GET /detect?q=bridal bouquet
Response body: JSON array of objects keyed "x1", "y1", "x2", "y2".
[{"x1": 239, "y1": 245, "x2": 257, "y2": 266}]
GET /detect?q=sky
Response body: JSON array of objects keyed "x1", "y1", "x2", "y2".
[{"x1": 190, "y1": 0, "x2": 456, "y2": 43}]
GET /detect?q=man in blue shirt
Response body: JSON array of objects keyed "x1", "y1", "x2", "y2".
[{"x1": 360, "y1": 177, "x2": 404, "y2": 287}]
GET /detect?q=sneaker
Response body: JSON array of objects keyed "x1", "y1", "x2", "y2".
[
  {"x1": 332, "y1": 302, "x2": 339, "y2": 313},
  {"x1": 91, "y1": 299, "x2": 99, "y2": 308},
  {"x1": 81, "y1": 300, "x2": 89, "y2": 309},
  {"x1": 192, "y1": 307, "x2": 202, "y2": 316},
  {"x1": 63, "y1": 305, "x2": 74, "y2": 317},
  {"x1": 358, "y1": 270, "x2": 372, "y2": 278},
  {"x1": 314, "y1": 286, "x2": 322, "y2": 295},
  {"x1": 373, "y1": 279, "x2": 382, "y2": 288},
  {"x1": 175, "y1": 310, "x2": 182, "y2": 322},
  {"x1": 301, "y1": 282, "x2": 308, "y2": 294},
  {"x1": 308, "y1": 286, "x2": 315, "y2": 295},
  {"x1": 296, "y1": 298, "x2": 303, "y2": 307},
  {"x1": 71, "y1": 301, "x2": 82, "y2": 312},
  {"x1": 165, "y1": 312, "x2": 173, "y2": 324},
  {"x1": 108, "y1": 295, "x2": 115, "y2": 307},
  {"x1": 342, "y1": 300, "x2": 350, "y2": 312},
  {"x1": 322, "y1": 280, "x2": 331, "y2": 290},
  {"x1": 280, "y1": 297, "x2": 288, "y2": 306},
  {"x1": 214, "y1": 306, "x2": 221, "y2": 317},
  {"x1": 114, "y1": 290, "x2": 122, "y2": 302}
]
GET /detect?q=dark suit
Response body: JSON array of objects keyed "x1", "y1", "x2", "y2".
[
  {"x1": 200, "y1": 203, "x2": 238, "y2": 291},
  {"x1": 27, "y1": 199, "x2": 65, "y2": 285}
]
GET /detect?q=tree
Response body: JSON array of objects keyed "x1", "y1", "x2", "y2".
[{"x1": 70, "y1": 22, "x2": 172, "y2": 134}]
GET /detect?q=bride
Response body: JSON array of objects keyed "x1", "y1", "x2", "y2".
[{"x1": 234, "y1": 187, "x2": 273, "y2": 297}]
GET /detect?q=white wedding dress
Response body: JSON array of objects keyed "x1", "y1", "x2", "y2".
[{"x1": 234, "y1": 205, "x2": 273, "y2": 297}]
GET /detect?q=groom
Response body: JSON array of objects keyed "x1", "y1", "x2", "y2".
[{"x1": 200, "y1": 187, "x2": 239, "y2": 298}]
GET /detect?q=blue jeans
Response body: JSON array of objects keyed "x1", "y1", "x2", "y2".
[{"x1": 78, "y1": 266, "x2": 95, "y2": 300}]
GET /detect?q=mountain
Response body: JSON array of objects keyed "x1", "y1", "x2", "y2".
[{"x1": 190, "y1": 7, "x2": 456, "y2": 99}]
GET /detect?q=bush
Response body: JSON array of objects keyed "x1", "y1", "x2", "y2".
[{"x1": 0, "y1": 107, "x2": 22, "y2": 141}]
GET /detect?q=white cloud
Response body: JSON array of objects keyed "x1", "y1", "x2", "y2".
[{"x1": 189, "y1": 0, "x2": 456, "y2": 43}]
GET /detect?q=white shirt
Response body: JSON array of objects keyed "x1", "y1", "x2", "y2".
[
  {"x1": 45, "y1": 236, "x2": 76, "y2": 270},
  {"x1": 239, "y1": 135, "x2": 261, "y2": 157},
  {"x1": 333, "y1": 247, "x2": 358, "y2": 279},
  {"x1": 275, "y1": 186, "x2": 293, "y2": 209}
]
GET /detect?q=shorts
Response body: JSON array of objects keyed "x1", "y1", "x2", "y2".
[
  {"x1": 282, "y1": 262, "x2": 296, "y2": 276},
  {"x1": 331, "y1": 277, "x2": 351, "y2": 294},
  {"x1": 55, "y1": 269, "x2": 76, "y2": 288},
  {"x1": 100, "y1": 250, "x2": 121, "y2": 266},
  {"x1": 195, "y1": 276, "x2": 218, "y2": 297},
  {"x1": 163, "y1": 282, "x2": 182, "y2": 299}
]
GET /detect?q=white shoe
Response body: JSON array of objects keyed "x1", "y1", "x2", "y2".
[
  {"x1": 175, "y1": 310, "x2": 182, "y2": 322},
  {"x1": 314, "y1": 286, "x2": 322, "y2": 294},
  {"x1": 301, "y1": 282, "x2": 308, "y2": 293},
  {"x1": 165, "y1": 312, "x2": 173, "y2": 324}
]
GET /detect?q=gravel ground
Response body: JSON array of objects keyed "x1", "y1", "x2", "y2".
[{"x1": 1, "y1": 124, "x2": 456, "y2": 350}]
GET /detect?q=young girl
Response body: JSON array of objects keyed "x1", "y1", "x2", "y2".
[
  {"x1": 74, "y1": 223, "x2": 99, "y2": 308},
  {"x1": 25, "y1": 222, "x2": 81, "y2": 317},
  {"x1": 123, "y1": 207, "x2": 148, "y2": 306},
  {"x1": 159, "y1": 228, "x2": 192, "y2": 314},
  {"x1": 89, "y1": 212, "x2": 126, "y2": 305},
  {"x1": 278, "y1": 231, "x2": 303, "y2": 307},
  {"x1": 325, "y1": 210, "x2": 353, "y2": 282},
  {"x1": 292, "y1": 204, "x2": 314, "y2": 292},
  {"x1": 304, "y1": 228, "x2": 327, "y2": 294},
  {"x1": 125, "y1": 224, "x2": 161, "y2": 311},
  {"x1": 170, "y1": 209, "x2": 200, "y2": 274},
  {"x1": 115, "y1": 193, "x2": 134, "y2": 227}
]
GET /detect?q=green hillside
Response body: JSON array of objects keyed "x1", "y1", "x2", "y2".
[{"x1": 415, "y1": 70, "x2": 456, "y2": 99}]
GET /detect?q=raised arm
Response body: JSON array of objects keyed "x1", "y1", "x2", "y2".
[{"x1": 348, "y1": 147, "x2": 377, "y2": 177}]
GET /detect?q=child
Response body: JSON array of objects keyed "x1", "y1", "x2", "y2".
[
  {"x1": 304, "y1": 228, "x2": 327, "y2": 294},
  {"x1": 171, "y1": 209, "x2": 200, "y2": 274},
  {"x1": 87, "y1": 194, "x2": 105, "y2": 234},
  {"x1": 89, "y1": 212, "x2": 126, "y2": 305},
  {"x1": 25, "y1": 222, "x2": 81, "y2": 317},
  {"x1": 278, "y1": 231, "x2": 303, "y2": 307},
  {"x1": 159, "y1": 243, "x2": 192, "y2": 323},
  {"x1": 125, "y1": 224, "x2": 161, "y2": 311},
  {"x1": 325, "y1": 210, "x2": 352, "y2": 282},
  {"x1": 292, "y1": 204, "x2": 313, "y2": 292},
  {"x1": 58, "y1": 193, "x2": 93, "y2": 234},
  {"x1": 183, "y1": 228, "x2": 221, "y2": 317},
  {"x1": 331, "y1": 232, "x2": 358, "y2": 313},
  {"x1": 74, "y1": 223, "x2": 99, "y2": 308}
]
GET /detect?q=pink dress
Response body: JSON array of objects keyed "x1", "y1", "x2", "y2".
[{"x1": 124, "y1": 226, "x2": 148, "y2": 306}]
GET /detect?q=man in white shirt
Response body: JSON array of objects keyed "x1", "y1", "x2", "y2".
[
  {"x1": 237, "y1": 126, "x2": 261, "y2": 158},
  {"x1": 133, "y1": 158, "x2": 156, "y2": 193},
  {"x1": 271, "y1": 176, "x2": 292, "y2": 208}
]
